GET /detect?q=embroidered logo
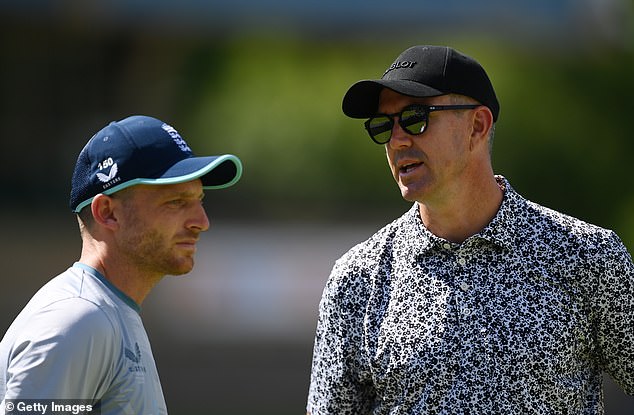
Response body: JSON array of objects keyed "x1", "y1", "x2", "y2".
[
  {"x1": 95, "y1": 156, "x2": 121, "y2": 189},
  {"x1": 383, "y1": 60, "x2": 417, "y2": 76},
  {"x1": 96, "y1": 163, "x2": 118, "y2": 183},
  {"x1": 125, "y1": 342, "x2": 147, "y2": 373},
  {"x1": 161, "y1": 123, "x2": 192, "y2": 153}
]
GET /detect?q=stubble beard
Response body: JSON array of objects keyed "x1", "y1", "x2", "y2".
[{"x1": 122, "y1": 226, "x2": 195, "y2": 277}]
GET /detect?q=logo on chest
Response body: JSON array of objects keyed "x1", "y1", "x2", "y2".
[{"x1": 125, "y1": 342, "x2": 147, "y2": 374}]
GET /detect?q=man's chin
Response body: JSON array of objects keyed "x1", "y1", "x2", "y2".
[
  {"x1": 398, "y1": 179, "x2": 434, "y2": 203},
  {"x1": 399, "y1": 186, "x2": 421, "y2": 203},
  {"x1": 165, "y1": 259, "x2": 195, "y2": 276}
]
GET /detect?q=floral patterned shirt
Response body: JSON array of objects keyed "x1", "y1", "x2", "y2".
[{"x1": 307, "y1": 176, "x2": 634, "y2": 415}]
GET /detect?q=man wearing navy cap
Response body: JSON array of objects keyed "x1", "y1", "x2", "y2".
[
  {"x1": 307, "y1": 46, "x2": 633, "y2": 414},
  {"x1": 0, "y1": 115, "x2": 242, "y2": 414}
]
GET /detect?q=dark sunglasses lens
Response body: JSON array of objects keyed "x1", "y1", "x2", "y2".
[
  {"x1": 399, "y1": 108, "x2": 427, "y2": 135},
  {"x1": 366, "y1": 116, "x2": 393, "y2": 143}
]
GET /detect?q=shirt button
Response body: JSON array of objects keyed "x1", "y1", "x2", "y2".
[
  {"x1": 442, "y1": 243, "x2": 451, "y2": 250},
  {"x1": 461, "y1": 307, "x2": 472, "y2": 316},
  {"x1": 458, "y1": 257, "x2": 466, "y2": 266},
  {"x1": 459, "y1": 282, "x2": 470, "y2": 292}
]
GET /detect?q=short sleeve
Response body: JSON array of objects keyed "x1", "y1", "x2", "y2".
[
  {"x1": 3, "y1": 298, "x2": 118, "y2": 400},
  {"x1": 307, "y1": 256, "x2": 375, "y2": 415},
  {"x1": 592, "y1": 231, "x2": 634, "y2": 394}
]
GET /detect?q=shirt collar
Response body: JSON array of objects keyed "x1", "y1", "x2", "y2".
[
  {"x1": 476, "y1": 175, "x2": 525, "y2": 251},
  {"x1": 393, "y1": 203, "x2": 440, "y2": 259},
  {"x1": 73, "y1": 262, "x2": 142, "y2": 313},
  {"x1": 397, "y1": 175, "x2": 526, "y2": 255}
]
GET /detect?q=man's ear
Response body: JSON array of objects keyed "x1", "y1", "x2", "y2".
[
  {"x1": 469, "y1": 106, "x2": 493, "y2": 151},
  {"x1": 90, "y1": 194, "x2": 120, "y2": 230}
]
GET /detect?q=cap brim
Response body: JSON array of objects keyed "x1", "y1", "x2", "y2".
[
  {"x1": 153, "y1": 154, "x2": 243, "y2": 189},
  {"x1": 342, "y1": 79, "x2": 444, "y2": 118},
  {"x1": 72, "y1": 154, "x2": 243, "y2": 213}
]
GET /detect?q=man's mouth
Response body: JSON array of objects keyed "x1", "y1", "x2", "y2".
[
  {"x1": 176, "y1": 235, "x2": 200, "y2": 250},
  {"x1": 176, "y1": 241, "x2": 197, "y2": 250},
  {"x1": 399, "y1": 162, "x2": 423, "y2": 174}
]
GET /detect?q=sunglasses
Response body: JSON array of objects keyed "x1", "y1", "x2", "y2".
[{"x1": 364, "y1": 104, "x2": 480, "y2": 144}]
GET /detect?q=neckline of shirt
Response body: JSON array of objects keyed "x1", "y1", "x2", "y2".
[
  {"x1": 72, "y1": 262, "x2": 142, "y2": 313},
  {"x1": 404, "y1": 175, "x2": 524, "y2": 254}
]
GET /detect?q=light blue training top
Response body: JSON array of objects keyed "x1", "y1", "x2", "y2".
[{"x1": 0, "y1": 263, "x2": 167, "y2": 414}]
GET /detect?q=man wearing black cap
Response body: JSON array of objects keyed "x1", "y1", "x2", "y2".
[
  {"x1": 0, "y1": 116, "x2": 242, "y2": 414},
  {"x1": 307, "y1": 46, "x2": 633, "y2": 414}
]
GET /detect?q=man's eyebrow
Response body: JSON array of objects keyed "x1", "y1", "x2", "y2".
[{"x1": 163, "y1": 189, "x2": 205, "y2": 200}]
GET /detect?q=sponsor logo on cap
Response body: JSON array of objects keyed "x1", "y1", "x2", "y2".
[
  {"x1": 162, "y1": 123, "x2": 192, "y2": 153},
  {"x1": 384, "y1": 60, "x2": 417, "y2": 76},
  {"x1": 96, "y1": 157, "x2": 121, "y2": 189}
]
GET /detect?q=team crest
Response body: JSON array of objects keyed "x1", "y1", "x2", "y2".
[{"x1": 96, "y1": 163, "x2": 118, "y2": 183}]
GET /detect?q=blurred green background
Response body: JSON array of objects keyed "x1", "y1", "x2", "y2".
[{"x1": 1, "y1": 1, "x2": 633, "y2": 414}]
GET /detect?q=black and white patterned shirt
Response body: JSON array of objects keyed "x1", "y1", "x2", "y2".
[{"x1": 307, "y1": 176, "x2": 634, "y2": 415}]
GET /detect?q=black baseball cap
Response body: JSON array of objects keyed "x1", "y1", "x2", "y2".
[
  {"x1": 70, "y1": 115, "x2": 243, "y2": 213},
  {"x1": 342, "y1": 45, "x2": 500, "y2": 121}
]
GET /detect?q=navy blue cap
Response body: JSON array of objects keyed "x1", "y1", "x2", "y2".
[
  {"x1": 342, "y1": 45, "x2": 500, "y2": 121},
  {"x1": 70, "y1": 115, "x2": 243, "y2": 213}
]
